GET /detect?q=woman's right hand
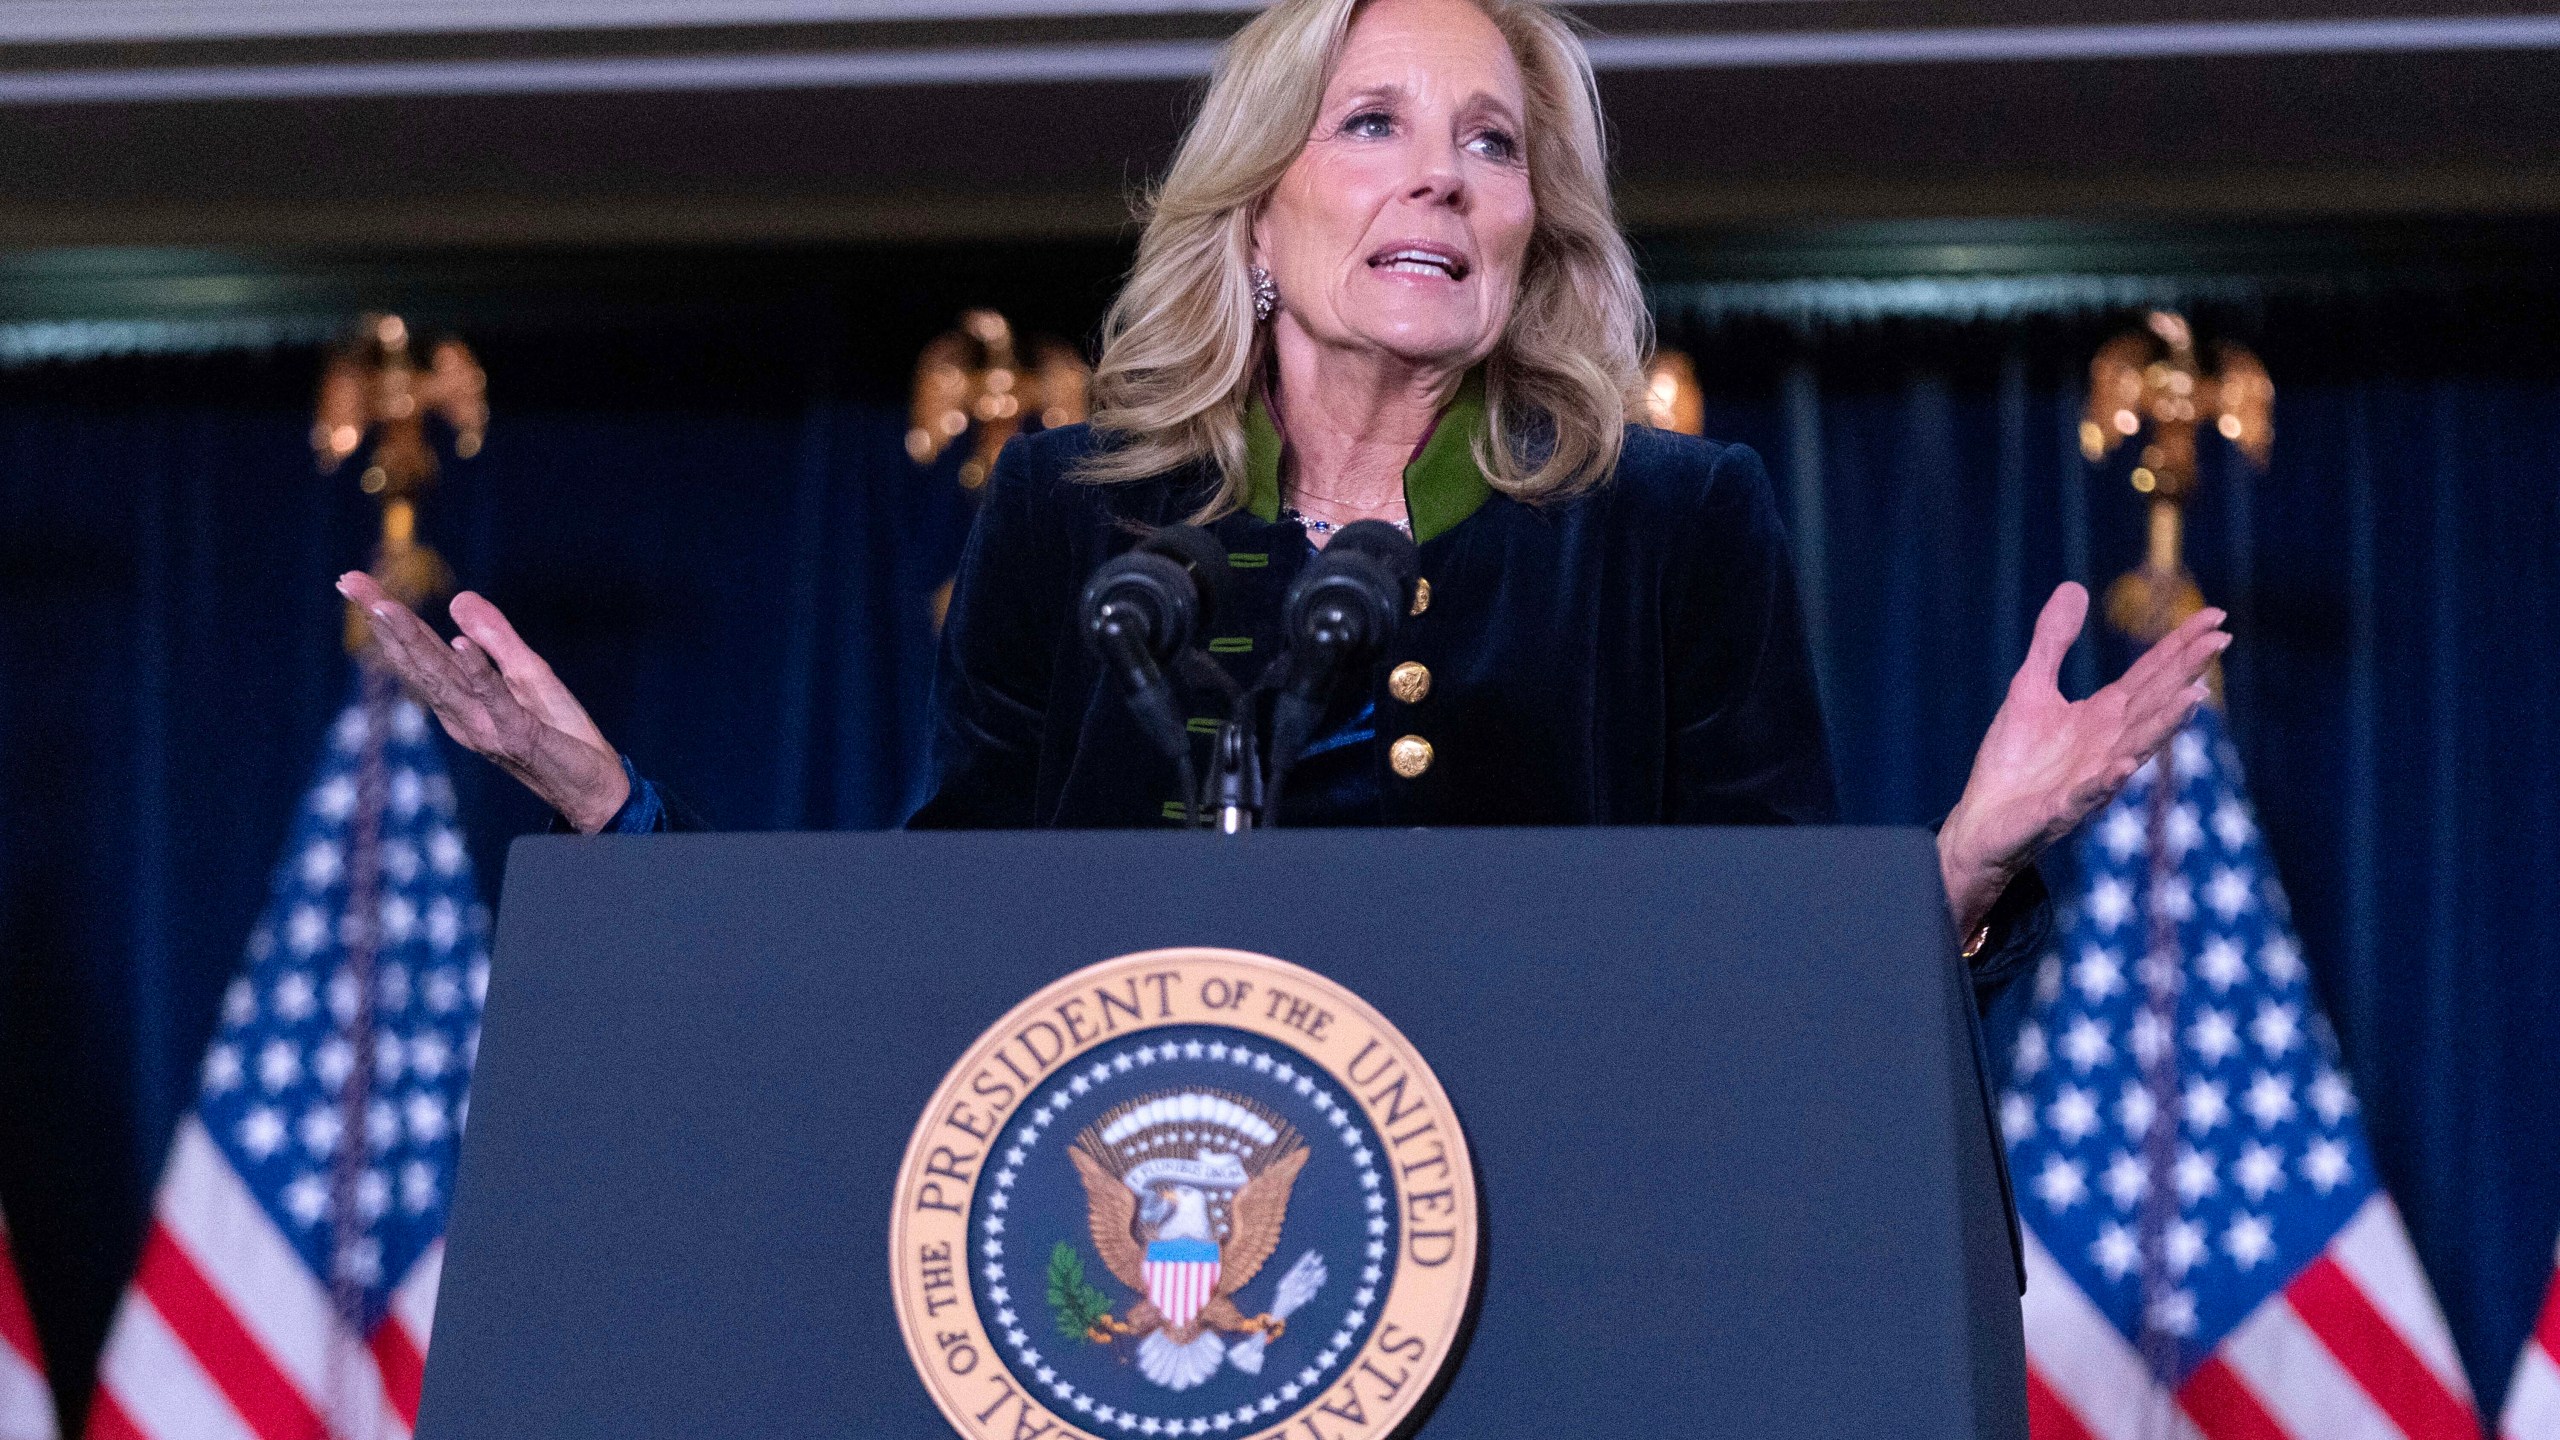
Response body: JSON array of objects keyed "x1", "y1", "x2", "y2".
[{"x1": 337, "y1": 572, "x2": 632, "y2": 833}]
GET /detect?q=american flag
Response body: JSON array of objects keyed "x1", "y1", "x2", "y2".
[
  {"x1": 86, "y1": 669, "x2": 486, "y2": 1440},
  {"x1": 2503, "y1": 1241, "x2": 2560, "y2": 1439},
  {"x1": 1, "y1": 1209, "x2": 54, "y2": 1440},
  {"x1": 2003, "y1": 705, "x2": 2480, "y2": 1440}
]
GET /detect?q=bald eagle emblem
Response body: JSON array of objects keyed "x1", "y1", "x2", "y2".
[{"x1": 1063, "y1": 1088, "x2": 1328, "y2": 1392}]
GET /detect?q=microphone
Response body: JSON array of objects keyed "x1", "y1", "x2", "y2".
[
  {"x1": 1080, "y1": 525, "x2": 1230, "y2": 800},
  {"x1": 1267, "y1": 520, "x2": 1420, "y2": 820},
  {"x1": 1281, "y1": 521, "x2": 1418, "y2": 669}
]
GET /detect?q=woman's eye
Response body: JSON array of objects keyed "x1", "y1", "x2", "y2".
[
  {"x1": 1341, "y1": 109, "x2": 1394, "y2": 138},
  {"x1": 1467, "y1": 128, "x2": 1521, "y2": 161}
]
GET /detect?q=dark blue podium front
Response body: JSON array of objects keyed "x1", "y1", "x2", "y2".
[{"x1": 419, "y1": 827, "x2": 2026, "y2": 1439}]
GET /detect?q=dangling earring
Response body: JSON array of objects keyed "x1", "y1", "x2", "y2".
[{"x1": 1249, "y1": 265, "x2": 1278, "y2": 323}]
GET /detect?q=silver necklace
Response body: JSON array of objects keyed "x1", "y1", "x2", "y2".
[{"x1": 1278, "y1": 505, "x2": 1411, "y2": 538}]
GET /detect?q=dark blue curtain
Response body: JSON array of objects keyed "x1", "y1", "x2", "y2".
[
  {"x1": 3, "y1": 279, "x2": 2555, "y2": 1424},
  {"x1": 0, "y1": 335, "x2": 973, "y2": 1425}
]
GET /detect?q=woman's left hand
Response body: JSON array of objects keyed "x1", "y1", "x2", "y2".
[{"x1": 1938, "y1": 581, "x2": 2233, "y2": 944}]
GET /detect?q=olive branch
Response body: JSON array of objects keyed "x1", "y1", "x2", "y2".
[{"x1": 1046, "y1": 1241, "x2": 1114, "y2": 1341}]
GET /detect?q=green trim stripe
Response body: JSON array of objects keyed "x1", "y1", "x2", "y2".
[
  {"x1": 1207, "y1": 637, "x2": 1253, "y2": 654},
  {"x1": 1244, "y1": 396, "x2": 1284, "y2": 523}
]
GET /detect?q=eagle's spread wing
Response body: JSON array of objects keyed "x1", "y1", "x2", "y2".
[
  {"x1": 1214, "y1": 1142, "x2": 1309, "y2": 1298},
  {"x1": 2210, "y1": 343, "x2": 2275, "y2": 468},
  {"x1": 1068, "y1": 1144, "x2": 1147, "y2": 1292},
  {"x1": 2082, "y1": 333, "x2": 2152, "y2": 461}
]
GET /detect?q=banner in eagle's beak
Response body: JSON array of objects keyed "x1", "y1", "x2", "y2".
[{"x1": 1123, "y1": 1153, "x2": 1250, "y2": 1192}]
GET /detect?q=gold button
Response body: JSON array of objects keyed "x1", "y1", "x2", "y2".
[
  {"x1": 1388, "y1": 661, "x2": 1432, "y2": 704},
  {"x1": 1410, "y1": 577, "x2": 1431, "y2": 615},
  {"x1": 1389, "y1": 735, "x2": 1433, "y2": 778}
]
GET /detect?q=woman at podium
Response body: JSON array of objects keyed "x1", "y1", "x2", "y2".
[{"x1": 339, "y1": 0, "x2": 2228, "y2": 977}]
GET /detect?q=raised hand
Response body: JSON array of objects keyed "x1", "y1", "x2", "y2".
[
  {"x1": 337, "y1": 572, "x2": 632, "y2": 833},
  {"x1": 1938, "y1": 582, "x2": 2232, "y2": 941}
]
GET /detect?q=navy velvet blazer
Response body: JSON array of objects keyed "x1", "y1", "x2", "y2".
[
  {"x1": 910, "y1": 419, "x2": 1832, "y2": 830},
  {"x1": 607, "y1": 412, "x2": 2047, "y2": 988}
]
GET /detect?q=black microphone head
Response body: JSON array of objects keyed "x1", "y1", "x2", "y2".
[
  {"x1": 1139, "y1": 523, "x2": 1231, "y2": 633},
  {"x1": 1321, "y1": 520, "x2": 1420, "y2": 598},
  {"x1": 1280, "y1": 520, "x2": 1414, "y2": 673},
  {"x1": 1081, "y1": 525, "x2": 1233, "y2": 664},
  {"x1": 1080, "y1": 554, "x2": 1189, "y2": 662}
]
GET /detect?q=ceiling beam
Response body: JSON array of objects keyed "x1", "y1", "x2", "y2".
[{"x1": 3, "y1": 12, "x2": 2558, "y2": 103}]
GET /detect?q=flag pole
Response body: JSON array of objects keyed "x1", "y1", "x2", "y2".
[
  {"x1": 310, "y1": 314, "x2": 485, "y2": 1440},
  {"x1": 2081, "y1": 310, "x2": 2274, "y2": 1426},
  {"x1": 2012, "y1": 325, "x2": 2470, "y2": 1435}
]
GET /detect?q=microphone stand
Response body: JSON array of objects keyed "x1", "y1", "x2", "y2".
[
  {"x1": 1261, "y1": 622, "x2": 1355, "y2": 829},
  {"x1": 1097, "y1": 628, "x2": 1271, "y2": 835},
  {"x1": 1209, "y1": 720, "x2": 1262, "y2": 835},
  {"x1": 1172, "y1": 650, "x2": 1257, "y2": 834},
  {"x1": 1160, "y1": 518, "x2": 1409, "y2": 833},
  {"x1": 1096, "y1": 610, "x2": 1201, "y2": 829}
]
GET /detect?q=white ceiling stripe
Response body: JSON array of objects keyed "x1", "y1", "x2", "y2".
[
  {"x1": 0, "y1": 14, "x2": 2556, "y2": 105},
  {"x1": 1584, "y1": 14, "x2": 2560, "y2": 69},
  {"x1": 0, "y1": 0, "x2": 1267, "y2": 44},
  {"x1": 0, "y1": 39, "x2": 1224, "y2": 103}
]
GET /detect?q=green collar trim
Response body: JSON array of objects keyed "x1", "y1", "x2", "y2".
[
  {"x1": 1244, "y1": 392, "x2": 1286, "y2": 522},
  {"x1": 1243, "y1": 370, "x2": 1492, "y2": 544}
]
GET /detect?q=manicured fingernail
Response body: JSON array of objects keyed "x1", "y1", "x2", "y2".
[{"x1": 334, "y1": 579, "x2": 352, "y2": 597}]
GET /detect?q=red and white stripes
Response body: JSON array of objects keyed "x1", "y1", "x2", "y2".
[
  {"x1": 2028, "y1": 1195, "x2": 2477, "y2": 1440},
  {"x1": 2024, "y1": 1227, "x2": 2202, "y2": 1440},
  {"x1": 2503, "y1": 1240, "x2": 2560, "y2": 1440},
  {"x1": 0, "y1": 1210, "x2": 53, "y2": 1440},
  {"x1": 1143, "y1": 1260, "x2": 1220, "y2": 1332},
  {"x1": 84, "y1": 1122, "x2": 437, "y2": 1440}
]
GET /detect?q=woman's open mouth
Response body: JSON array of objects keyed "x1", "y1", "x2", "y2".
[{"x1": 1368, "y1": 244, "x2": 1470, "y2": 281}]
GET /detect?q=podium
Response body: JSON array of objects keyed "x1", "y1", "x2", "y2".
[{"x1": 418, "y1": 828, "x2": 2026, "y2": 1439}]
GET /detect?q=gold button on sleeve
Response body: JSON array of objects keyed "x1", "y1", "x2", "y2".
[
  {"x1": 1410, "y1": 577, "x2": 1431, "y2": 615},
  {"x1": 1388, "y1": 661, "x2": 1432, "y2": 705},
  {"x1": 1389, "y1": 735, "x2": 1434, "y2": 778}
]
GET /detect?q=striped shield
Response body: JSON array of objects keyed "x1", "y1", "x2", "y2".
[{"x1": 1142, "y1": 1238, "x2": 1221, "y2": 1330}]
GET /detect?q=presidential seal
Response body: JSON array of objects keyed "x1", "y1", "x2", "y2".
[{"x1": 891, "y1": 948, "x2": 1477, "y2": 1440}]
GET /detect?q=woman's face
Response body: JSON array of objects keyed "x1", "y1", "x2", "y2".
[{"x1": 1254, "y1": 0, "x2": 1535, "y2": 377}]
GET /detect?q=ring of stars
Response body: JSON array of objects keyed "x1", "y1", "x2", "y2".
[{"x1": 976, "y1": 1035, "x2": 1389, "y2": 1437}]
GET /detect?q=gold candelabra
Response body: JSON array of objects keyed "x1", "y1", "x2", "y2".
[
  {"x1": 1643, "y1": 348, "x2": 1706, "y2": 436},
  {"x1": 313, "y1": 313, "x2": 488, "y2": 651},
  {"x1": 2081, "y1": 310, "x2": 2272, "y2": 647},
  {"x1": 907, "y1": 309, "x2": 1090, "y2": 491}
]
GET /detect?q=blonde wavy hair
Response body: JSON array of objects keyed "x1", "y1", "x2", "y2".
[{"x1": 1075, "y1": 0, "x2": 1650, "y2": 515}]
